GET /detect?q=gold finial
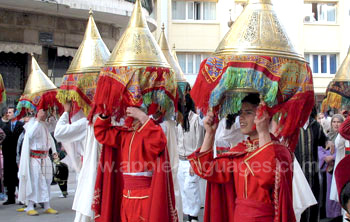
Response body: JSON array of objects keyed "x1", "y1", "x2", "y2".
[
  {"x1": 106, "y1": 0, "x2": 169, "y2": 67},
  {"x1": 161, "y1": 23, "x2": 165, "y2": 31},
  {"x1": 214, "y1": 0, "x2": 304, "y2": 61},
  {"x1": 228, "y1": 9, "x2": 234, "y2": 28},
  {"x1": 89, "y1": 8, "x2": 93, "y2": 15},
  {"x1": 333, "y1": 46, "x2": 350, "y2": 81},
  {"x1": 248, "y1": 0, "x2": 272, "y2": 4},
  {"x1": 157, "y1": 24, "x2": 186, "y2": 82},
  {"x1": 66, "y1": 10, "x2": 111, "y2": 74},
  {"x1": 172, "y1": 44, "x2": 179, "y2": 62},
  {"x1": 23, "y1": 55, "x2": 57, "y2": 95}
]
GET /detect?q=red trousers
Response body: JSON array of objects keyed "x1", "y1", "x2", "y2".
[{"x1": 121, "y1": 175, "x2": 152, "y2": 221}]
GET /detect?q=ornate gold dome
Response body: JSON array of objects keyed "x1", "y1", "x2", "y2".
[
  {"x1": 157, "y1": 24, "x2": 186, "y2": 82},
  {"x1": 107, "y1": 0, "x2": 169, "y2": 67},
  {"x1": 23, "y1": 55, "x2": 57, "y2": 95},
  {"x1": 333, "y1": 47, "x2": 350, "y2": 81},
  {"x1": 214, "y1": 0, "x2": 304, "y2": 61},
  {"x1": 66, "y1": 10, "x2": 111, "y2": 74}
]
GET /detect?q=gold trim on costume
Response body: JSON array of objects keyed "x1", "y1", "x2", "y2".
[
  {"x1": 244, "y1": 141, "x2": 274, "y2": 176},
  {"x1": 137, "y1": 118, "x2": 150, "y2": 132}
]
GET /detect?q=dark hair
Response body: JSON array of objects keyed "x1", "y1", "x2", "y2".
[
  {"x1": 7, "y1": 106, "x2": 16, "y2": 112},
  {"x1": 226, "y1": 114, "x2": 237, "y2": 130},
  {"x1": 242, "y1": 93, "x2": 260, "y2": 106},
  {"x1": 181, "y1": 94, "x2": 196, "y2": 132},
  {"x1": 1, "y1": 107, "x2": 7, "y2": 117},
  {"x1": 340, "y1": 182, "x2": 350, "y2": 212},
  {"x1": 310, "y1": 106, "x2": 317, "y2": 119}
]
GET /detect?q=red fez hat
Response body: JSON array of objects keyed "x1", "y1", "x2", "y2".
[{"x1": 335, "y1": 155, "x2": 350, "y2": 201}]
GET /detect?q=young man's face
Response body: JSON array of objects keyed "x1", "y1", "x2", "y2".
[
  {"x1": 239, "y1": 102, "x2": 258, "y2": 136},
  {"x1": 7, "y1": 108, "x2": 15, "y2": 120}
]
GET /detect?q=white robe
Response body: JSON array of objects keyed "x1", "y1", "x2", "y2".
[
  {"x1": 176, "y1": 113, "x2": 205, "y2": 217},
  {"x1": 18, "y1": 118, "x2": 57, "y2": 204},
  {"x1": 54, "y1": 111, "x2": 86, "y2": 173},
  {"x1": 73, "y1": 125, "x2": 100, "y2": 222},
  {"x1": 330, "y1": 134, "x2": 348, "y2": 202},
  {"x1": 161, "y1": 120, "x2": 183, "y2": 222},
  {"x1": 53, "y1": 111, "x2": 99, "y2": 221}
]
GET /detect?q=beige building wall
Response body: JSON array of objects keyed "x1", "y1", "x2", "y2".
[
  {"x1": 158, "y1": 0, "x2": 350, "y2": 101},
  {"x1": 302, "y1": 0, "x2": 350, "y2": 104}
]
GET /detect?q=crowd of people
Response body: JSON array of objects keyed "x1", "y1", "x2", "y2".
[{"x1": 0, "y1": 93, "x2": 349, "y2": 222}]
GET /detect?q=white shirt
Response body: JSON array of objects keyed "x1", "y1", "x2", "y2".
[{"x1": 176, "y1": 111, "x2": 205, "y2": 157}]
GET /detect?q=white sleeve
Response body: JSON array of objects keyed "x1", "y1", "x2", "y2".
[
  {"x1": 54, "y1": 112, "x2": 87, "y2": 143},
  {"x1": 335, "y1": 134, "x2": 345, "y2": 150},
  {"x1": 26, "y1": 120, "x2": 41, "y2": 139},
  {"x1": 195, "y1": 116, "x2": 205, "y2": 150}
]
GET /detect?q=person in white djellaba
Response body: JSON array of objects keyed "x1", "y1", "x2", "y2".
[
  {"x1": 54, "y1": 101, "x2": 100, "y2": 222},
  {"x1": 17, "y1": 109, "x2": 59, "y2": 216}
]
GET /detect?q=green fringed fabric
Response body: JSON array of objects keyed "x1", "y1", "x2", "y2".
[
  {"x1": 15, "y1": 100, "x2": 37, "y2": 117},
  {"x1": 1, "y1": 91, "x2": 6, "y2": 104},
  {"x1": 210, "y1": 66, "x2": 278, "y2": 117},
  {"x1": 142, "y1": 90, "x2": 175, "y2": 120},
  {"x1": 341, "y1": 96, "x2": 350, "y2": 108}
]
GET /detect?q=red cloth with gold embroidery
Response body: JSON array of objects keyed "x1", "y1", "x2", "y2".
[
  {"x1": 188, "y1": 138, "x2": 295, "y2": 222},
  {"x1": 190, "y1": 55, "x2": 314, "y2": 152},
  {"x1": 339, "y1": 116, "x2": 350, "y2": 140},
  {"x1": 89, "y1": 66, "x2": 177, "y2": 127},
  {"x1": 92, "y1": 117, "x2": 178, "y2": 222}
]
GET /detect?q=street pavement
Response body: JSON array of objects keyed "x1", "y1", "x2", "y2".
[
  {"x1": 0, "y1": 169, "x2": 204, "y2": 221},
  {"x1": 0, "y1": 171, "x2": 77, "y2": 222}
]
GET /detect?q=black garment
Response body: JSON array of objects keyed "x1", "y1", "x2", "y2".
[
  {"x1": 0, "y1": 118, "x2": 8, "y2": 130},
  {"x1": 2, "y1": 120, "x2": 24, "y2": 202},
  {"x1": 295, "y1": 118, "x2": 326, "y2": 222},
  {"x1": 54, "y1": 161, "x2": 69, "y2": 197},
  {"x1": 0, "y1": 118, "x2": 8, "y2": 194}
]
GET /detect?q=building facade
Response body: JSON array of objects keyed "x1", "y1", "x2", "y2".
[
  {"x1": 158, "y1": 0, "x2": 350, "y2": 109},
  {"x1": 0, "y1": 0, "x2": 156, "y2": 105}
]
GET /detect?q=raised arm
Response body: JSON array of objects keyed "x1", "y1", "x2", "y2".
[
  {"x1": 54, "y1": 112, "x2": 87, "y2": 143},
  {"x1": 94, "y1": 116, "x2": 121, "y2": 147}
]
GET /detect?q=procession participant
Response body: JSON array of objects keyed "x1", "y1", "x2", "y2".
[
  {"x1": 54, "y1": 102, "x2": 87, "y2": 192},
  {"x1": 188, "y1": 93, "x2": 295, "y2": 222},
  {"x1": 176, "y1": 93, "x2": 204, "y2": 222},
  {"x1": 55, "y1": 10, "x2": 110, "y2": 222},
  {"x1": 334, "y1": 155, "x2": 350, "y2": 221},
  {"x1": 93, "y1": 107, "x2": 177, "y2": 221},
  {"x1": 89, "y1": 0, "x2": 178, "y2": 220},
  {"x1": 17, "y1": 109, "x2": 58, "y2": 216},
  {"x1": 14, "y1": 55, "x2": 62, "y2": 214},
  {"x1": 157, "y1": 24, "x2": 190, "y2": 221}
]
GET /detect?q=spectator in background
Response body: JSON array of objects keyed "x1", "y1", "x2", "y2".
[
  {"x1": 295, "y1": 107, "x2": 327, "y2": 221},
  {"x1": 2, "y1": 106, "x2": 24, "y2": 205},
  {"x1": 0, "y1": 107, "x2": 9, "y2": 129}
]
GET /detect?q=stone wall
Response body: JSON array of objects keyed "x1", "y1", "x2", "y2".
[{"x1": 0, "y1": 8, "x2": 120, "y2": 51}]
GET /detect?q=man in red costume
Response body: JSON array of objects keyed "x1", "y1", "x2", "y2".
[
  {"x1": 188, "y1": 94, "x2": 295, "y2": 222},
  {"x1": 92, "y1": 107, "x2": 178, "y2": 222}
]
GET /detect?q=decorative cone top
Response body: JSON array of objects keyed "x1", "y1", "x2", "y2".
[
  {"x1": 214, "y1": 0, "x2": 304, "y2": 61},
  {"x1": 172, "y1": 44, "x2": 179, "y2": 62},
  {"x1": 67, "y1": 10, "x2": 111, "y2": 74},
  {"x1": 107, "y1": 0, "x2": 169, "y2": 67},
  {"x1": 334, "y1": 47, "x2": 350, "y2": 81},
  {"x1": 157, "y1": 24, "x2": 186, "y2": 82},
  {"x1": 23, "y1": 55, "x2": 57, "y2": 95}
]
